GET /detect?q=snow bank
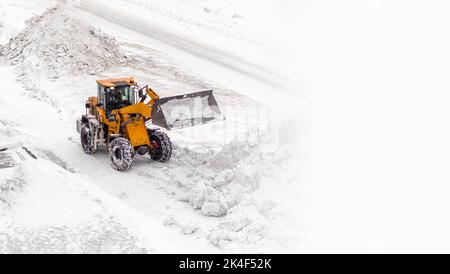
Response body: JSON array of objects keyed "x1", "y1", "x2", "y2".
[
  {"x1": 0, "y1": 7, "x2": 126, "y2": 80},
  {"x1": 153, "y1": 130, "x2": 304, "y2": 250}
]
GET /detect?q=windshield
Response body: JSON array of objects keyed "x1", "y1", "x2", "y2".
[
  {"x1": 117, "y1": 86, "x2": 135, "y2": 103},
  {"x1": 105, "y1": 85, "x2": 136, "y2": 112}
]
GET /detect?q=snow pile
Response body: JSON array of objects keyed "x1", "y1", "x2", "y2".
[
  {"x1": 166, "y1": 142, "x2": 260, "y2": 217},
  {"x1": 0, "y1": 7, "x2": 126, "y2": 80},
  {"x1": 153, "y1": 130, "x2": 303, "y2": 250}
]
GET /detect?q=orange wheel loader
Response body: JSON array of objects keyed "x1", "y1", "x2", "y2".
[{"x1": 76, "y1": 77, "x2": 223, "y2": 171}]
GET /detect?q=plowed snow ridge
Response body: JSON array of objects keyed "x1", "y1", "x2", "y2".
[{"x1": 0, "y1": 7, "x2": 126, "y2": 78}]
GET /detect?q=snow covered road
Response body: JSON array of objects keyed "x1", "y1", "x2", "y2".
[
  {"x1": 71, "y1": 1, "x2": 285, "y2": 86},
  {"x1": 62, "y1": 0, "x2": 298, "y2": 105}
]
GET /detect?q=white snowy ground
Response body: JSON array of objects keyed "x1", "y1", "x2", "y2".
[
  {"x1": 305, "y1": 0, "x2": 450, "y2": 252},
  {"x1": 0, "y1": 1, "x2": 307, "y2": 253},
  {"x1": 96, "y1": 0, "x2": 304, "y2": 84},
  {"x1": 0, "y1": 0, "x2": 58, "y2": 44}
]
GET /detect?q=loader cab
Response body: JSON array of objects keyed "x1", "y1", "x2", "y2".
[{"x1": 96, "y1": 78, "x2": 138, "y2": 114}]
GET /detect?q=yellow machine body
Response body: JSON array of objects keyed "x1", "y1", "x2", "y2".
[
  {"x1": 84, "y1": 77, "x2": 159, "y2": 148},
  {"x1": 80, "y1": 76, "x2": 223, "y2": 148}
]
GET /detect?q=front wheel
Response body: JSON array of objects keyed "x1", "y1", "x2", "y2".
[
  {"x1": 109, "y1": 137, "x2": 134, "y2": 171},
  {"x1": 148, "y1": 129, "x2": 172, "y2": 162}
]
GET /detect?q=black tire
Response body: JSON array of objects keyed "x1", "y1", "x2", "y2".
[
  {"x1": 148, "y1": 129, "x2": 172, "y2": 162},
  {"x1": 80, "y1": 124, "x2": 96, "y2": 154},
  {"x1": 109, "y1": 137, "x2": 134, "y2": 171}
]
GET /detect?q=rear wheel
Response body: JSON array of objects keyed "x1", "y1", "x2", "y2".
[
  {"x1": 80, "y1": 124, "x2": 96, "y2": 154},
  {"x1": 109, "y1": 137, "x2": 134, "y2": 171},
  {"x1": 148, "y1": 129, "x2": 172, "y2": 162}
]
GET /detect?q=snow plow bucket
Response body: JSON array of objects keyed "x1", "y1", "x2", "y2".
[{"x1": 151, "y1": 90, "x2": 224, "y2": 130}]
